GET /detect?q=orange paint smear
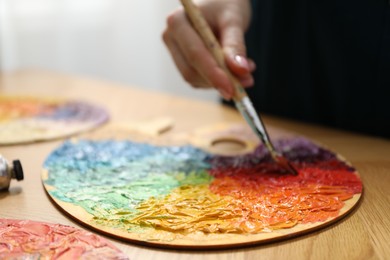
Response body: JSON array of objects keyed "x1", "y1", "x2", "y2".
[
  {"x1": 0, "y1": 97, "x2": 58, "y2": 121},
  {"x1": 209, "y1": 160, "x2": 362, "y2": 232}
]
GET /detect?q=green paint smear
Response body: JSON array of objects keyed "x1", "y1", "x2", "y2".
[
  {"x1": 44, "y1": 140, "x2": 213, "y2": 232},
  {"x1": 51, "y1": 171, "x2": 211, "y2": 213},
  {"x1": 51, "y1": 171, "x2": 213, "y2": 231}
]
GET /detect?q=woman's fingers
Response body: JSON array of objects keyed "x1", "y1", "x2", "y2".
[
  {"x1": 221, "y1": 18, "x2": 255, "y2": 87},
  {"x1": 163, "y1": 1, "x2": 254, "y2": 99},
  {"x1": 164, "y1": 8, "x2": 234, "y2": 99},
  {"x1": 163, "y1": 30, "x2": 205, "y2": 88}
]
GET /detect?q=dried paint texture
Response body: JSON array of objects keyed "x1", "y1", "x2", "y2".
[
  {"x1": 44, "y1": 138, "x2": 362, "y2": 236},
  {"x1": 0, "y1": 219, "x2": 128, "y2": 259},
  {"x1": 0, "y1": 96, "x2": 109, "y2": 144}
]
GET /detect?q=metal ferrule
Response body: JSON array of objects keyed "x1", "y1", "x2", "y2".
[{"x1": 234, "y1": 97, "x2": 272, "y2": 146}]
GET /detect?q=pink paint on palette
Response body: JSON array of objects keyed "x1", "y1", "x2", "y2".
[{"x1": 0, "y1": 219, "x2": 128, "y2": 259}]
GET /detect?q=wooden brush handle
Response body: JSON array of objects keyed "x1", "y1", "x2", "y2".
[{"x1": 180, "y1": 0, "x2": 247, "y2": 101}]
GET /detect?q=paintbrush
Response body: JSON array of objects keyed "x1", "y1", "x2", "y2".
[{"x1": 180, "y1": 0, "x2": 298, "y2": 175}]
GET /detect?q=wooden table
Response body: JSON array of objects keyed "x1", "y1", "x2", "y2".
[{"x1": 1, "y1": 70, "x2": 389, "y2": 260}]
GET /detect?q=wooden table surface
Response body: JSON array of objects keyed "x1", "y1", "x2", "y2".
[{"x1": 1, "y1": 70, "x2": 389, "y2": 260}]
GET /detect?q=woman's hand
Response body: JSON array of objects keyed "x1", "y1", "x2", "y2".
[{"x1": 162, "y1": 0, "x2": 255, "y2": 100}]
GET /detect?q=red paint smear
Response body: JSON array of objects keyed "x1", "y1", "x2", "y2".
[{"x1": 208, "y1": 159, "x2": 362, "y2": 231}]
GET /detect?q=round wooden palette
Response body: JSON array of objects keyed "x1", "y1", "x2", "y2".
[
  {"x1": 41, "y1": 123, "x2": 362, "y2": 249},
  {"x1": 0, "y1": 95, "x2": 109, "y2": 145},
  {"x1": 0, "y1": 219, "x2": 128, "y2": 259}
]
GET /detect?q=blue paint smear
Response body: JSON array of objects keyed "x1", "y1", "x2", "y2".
[{"x1": 44, "y1": 140, "x2": 212, "y2": 213}]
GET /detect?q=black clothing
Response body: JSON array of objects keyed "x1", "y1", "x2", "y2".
[{"x1": 243, "y1": 0, "x2": 390, "y2": 138}]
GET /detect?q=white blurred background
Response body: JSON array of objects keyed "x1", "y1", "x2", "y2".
[{"x1": 0, "y1": 0, "x2": 219, "y2": 101}]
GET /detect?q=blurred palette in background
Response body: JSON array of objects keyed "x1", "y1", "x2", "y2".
[{"x1": 0, "y1": 95, "x2": 109, "y2": 145}]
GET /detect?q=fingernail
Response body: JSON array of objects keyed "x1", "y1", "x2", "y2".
[{"x1": 234, "y1": 55, "x2": 250, "y2": 70}]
